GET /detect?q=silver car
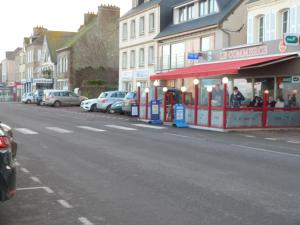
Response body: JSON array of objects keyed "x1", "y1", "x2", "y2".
[
  {"x1": 44, "y1": 90, "x2": 86, "y2": 107},
  {"x1": 96, "y1": 91, "x2": 127, "y2": 112}
]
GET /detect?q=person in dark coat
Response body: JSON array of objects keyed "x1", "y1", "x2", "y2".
[{"x1": 230, "y1": 87, "x2": 245, "y2": 108}]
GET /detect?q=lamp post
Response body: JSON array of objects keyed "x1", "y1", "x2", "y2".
[
  {"x1": 222, "y1": 77, "x2": 229, "y2": 129},
  {"x1": 263, "y1": 89, "x2": 269, "y2": 128},
  {"x1": 163, "y1": 87, "x2": 168, "y2": 122},
  {"x1": 207, "y1": 86, "x2": 213, "y2": 127},
  {"x1": 181, "y1": 86, "x2": 187, "y2": 105},
  {"x1": 193, "y1": 79, "x2": 199, "y2": 125},
  {"x1": 137, "y1": 82, "x2": 141, "y2": 115},
  {"x1": 145, "y1": 88, "x2": 150, "y2": 120},
  {"x1": 153, "y1": 80, "x2": 159, "y2": 100}
]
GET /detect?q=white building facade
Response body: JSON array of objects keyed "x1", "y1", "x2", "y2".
[
  {"x1": 247, "y1": 0, "x2": 300, "y2": 44},
  {"x1": 119, "y1": 2, "x2": 160, "y2": 92}
]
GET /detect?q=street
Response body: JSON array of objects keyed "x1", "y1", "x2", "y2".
[{"x1": 0, "y1": 102, "x2": 300, "y2": 225}]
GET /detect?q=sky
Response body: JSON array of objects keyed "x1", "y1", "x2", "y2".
[{"x1": 0, "y1": 0, "x2": 131, "y2": 59}]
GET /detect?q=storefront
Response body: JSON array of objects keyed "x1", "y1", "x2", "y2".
[{"x1": 138, "y1": 40, "x2": 300, "y2": 130}]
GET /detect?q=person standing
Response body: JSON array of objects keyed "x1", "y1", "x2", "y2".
[{"x1": 230, "y1": 87, "x2": 245, "y2": 108}]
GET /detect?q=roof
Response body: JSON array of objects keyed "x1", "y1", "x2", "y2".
[
  {"x1": 58, "y1": 18, "x2": 97, "y2": 51},
  {"x1": 121, "y1": 0, "x2": 162, "y2": 19},
  {"x1": 156, "y1": 0, "x2": 242, "y2": 39},
  {"x1": 150, "y1": 55, "x2": 296, "y2": 80},
  {"x1": 45, "y1": 31, "x2": 77, "y2": 63}
]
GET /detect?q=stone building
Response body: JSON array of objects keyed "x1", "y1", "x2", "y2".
[{"x1": 56, "y1": 5, "x2": 120, "y2": 94}]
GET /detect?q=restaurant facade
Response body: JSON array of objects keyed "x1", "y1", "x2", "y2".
[{"x1": 138, "y1": 39, "x2": 300, "y2": 130}]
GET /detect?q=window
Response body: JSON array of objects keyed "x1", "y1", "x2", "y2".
[
  {"x1": 148, "y1": 46, "x2": 154, "y2": 65},
  {"x1": 65, "y1": 57, "x2": 68, "y2": 72},
  {"x1": 201, "y1": 35, "x2": 215, "y2": 51},
  {"x1": 149, "y1": 13, "x2": 155, "y2": 32},
  {"x1": 162, "y1": 45, "x2": 170, "y2": 70},
  {"x1": 130, "y1": 50, "x2": 135, "y2": 68},
  {"x1": 178, "y1": 3, "x2": 195, "y2": 23},
  {"x1": 139, "y1": 48, "x2": 145, "y2": 67},
  {"x1": 171, "y1": 42, "x2": 185, "y2": 69},
  {"x1": 179, "y1": 7, "x2": 187, "y2": 22},
  {"x1": 200, "y1": 1, "x2": 208, "y2": 17},
  {"x1": 122, "y1": 52, "x2": 127, "y2": 69},
  {"x1": 122, "y1": 23, "x2": 128, "y2": 41},
  {"x1": 282, "y1": 10, "x2": 289, "y2": 35},
  {"x1": 130, "y1": 20, "x2": 136, "y2": 39},
  {"x1": 258, "y1": 16, "x2": 264, "y2": 42},
  {"x1": 187, "y1": 4, "x2": 195, "y2": 20},
  {"x1": 139, "y1": 17, "x2": 145, "y2": 36},
  {"x1": 209, "y1": 0, "x2": 218, "y2": 14}
]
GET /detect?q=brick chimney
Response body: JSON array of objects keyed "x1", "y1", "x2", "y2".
[
  {"x1": 33, "y1": 26, "x2": 48, "y2": 36},
  {"x1": 84, "y1": 12, "x2": 97, "y2": 25}
]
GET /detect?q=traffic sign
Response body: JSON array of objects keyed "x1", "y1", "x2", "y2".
[{"x1": 284, "y1": 33, "x2": 299, "y2": 46}]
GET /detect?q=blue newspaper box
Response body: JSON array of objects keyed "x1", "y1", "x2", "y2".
[
  {"x1": 174, "y1": 104, "x2": 188, "y2": 128},
  {"x1": 150, "y1": 99, "x2": 163, "y2": 124}
]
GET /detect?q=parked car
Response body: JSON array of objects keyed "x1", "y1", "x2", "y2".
[
  {"x1": 44, "y1": 90, "x2": 87, "y2": 107},
  {"x1": 109, "y1": 100, "x2": 124, "y2": 114},
  {"x1": 122, "y1": 92, "x2": 137, "y2": 115},
  {"x1": 34, "y1": 89, "x2": 44, "y2": 105},
  {"x1": 96, "y1": 91, "x2": 127, "y2": 112},
  {"x1": 0, "y1": 122, "x2": 17, "y2": 202},
  {"x1": 80, "y1": 98, "x2": 98, "y2": 112},
  {"x1": 21, "y1": 92, "x2": 34, "y2": 104}
]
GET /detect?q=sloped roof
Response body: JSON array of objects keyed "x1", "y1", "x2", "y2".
[
  {"x1": 45, "y1": 31, "x2": 77, "y2": 63},
  {"x1": 156, "y1": 0, "x2": 243, "y2": 39},
  {"x1": 58, "y1": 18, "x2": 97, "y2": 51},
  {"x1": 121, "y1": 0, "x2": 162, "y2": 19}
]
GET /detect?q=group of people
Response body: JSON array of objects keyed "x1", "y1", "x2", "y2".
[{"x1": 229, "y1": 87, "x2": 297, "y2": 108}]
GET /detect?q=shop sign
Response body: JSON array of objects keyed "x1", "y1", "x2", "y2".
[
  {"x1": 284, "y1": 33, "x2": 299, "y2": 46},
  {"x1": 135, "y1": 70, "x2": 149, "y2": 79},
  {"x1": 187, "y1": 53, "x2": 200, "y2": 60},
  {"x1": 32, "y1": 79, "x2": 53, "y2": 84},
  {"x1": 219, "y1": 45, "x2": 268, "y2": 60},
  {"x1": 283, "y1": 77, "x2": 292, "y2": 83},
  {"x1": 292, "y1": 76, "x2": 300, "y2": 83}
]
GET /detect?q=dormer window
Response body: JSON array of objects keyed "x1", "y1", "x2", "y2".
[
  {"x1": 200, "y1": 0, "x2": 218, "y2": 17},
  {"x1": 179, "y1": 3, "x2": 195, "y2": 23}
]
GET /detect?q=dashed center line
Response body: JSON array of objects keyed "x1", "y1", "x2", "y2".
[
  {"x1": 264, "y1": 138, "x2": 277, "y2": 141},
  {"x1": 16, "y1": 186, "x2": 54, "y2": 194},
  {"x1": 287, "y1": 140, "x2": 300, "y2": 144},
  {"x1": 30, "y1": 176, "x2": 41, "y2": 184},
  {"x1": 15, "y1": 128, "x2": 38, "y2": 135},
  {"x1": 46, "y1": 127, "x2": 73, "y2": 133},
  {"x1": 78, "y1": 217, "x2": 94, "y2": 225},
  {"x1": 133, "y1": 124, "x2": 166, "y2": 129},
  {"x1": 57, "y1": 199, "x2": 73, "y2": 209},
  {"x1": 77, "y1": 126, "x2": 106, "y2": 132},
  {"x1": 105, "y1": 125, "x2": 137, "y2": 131},
  {"x1": 20, "y1": 167, "x2": 30, "y2": 173}
]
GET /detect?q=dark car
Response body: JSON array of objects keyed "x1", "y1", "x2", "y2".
[
  {"x1": 109, "y1": 100, "x2": 124, "y2": 114},
  {"x1": 122, "y1": 92, "x2": 137, "y2": 115},
  {"x1": 0, "y1": 122, "x2": 17, "y2": 202}
]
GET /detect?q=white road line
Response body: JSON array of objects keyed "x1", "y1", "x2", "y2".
[
  {"x1": 244, "y1": 135, "x2": 255, "y2": 138},
  {"x1": 232, "y1": 144, "x2": 300, "y2": 158},
  {"x1": 164, "y1": 133, "x2": 192, "y2": 139},
  {"x1": 15, "y1": 161, "x2": 20, "y2": 166},
  {"x1": 78, "y1": 217, "x2": 94, "y2": 225},
  {"x1": 16, "y1": 186, "x2": 54, "y2": 194},
  {"x1": 105, "y1": 125, "x2": 137, "y2": 131},
  {"x1": 133, "y1": 124, "x2": 166, "y2": 129},
  {"x1": 264, "y1": 138, "x2": 277, "y2": 141},
  {"x1": 20, "y1": 167, "x2": 30, "y2": 173},
  {"x1": 30, "y1": 176, "x2": 41, "y2": 184},
  {"x1": 77, "y1": 126, "x2": 106, "y2": 132},
  {"x1": 287, "y1": 141, "x2": 300, "y2": 144},
  {"x1": 46, "y1": 127, "x2": 73, "y2": 133},
  {"x1": 57, "y1": 200, "x2": 73, "y2": 209},
  {"x1": 15, "y1": 128, "x2": 38, "y2": 135}
]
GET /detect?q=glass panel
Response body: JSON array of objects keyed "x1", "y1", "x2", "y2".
[
  {"x1": 232, "y1": 78, "x2": 253, "y2": 107},
  {"x1": 200, "y1": 79, "x2": 221, "y2": 106},
  {"x1": 171, "y1": 42, "x2": 185, "y2": 69},
  {"x1": 162, "y1": 45, "x2": 170, "y2": 70},
  {"x1": 277, "y1": 77, "x2": 300, "y2": 107}
]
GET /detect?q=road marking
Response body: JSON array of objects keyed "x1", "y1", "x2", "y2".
[
  {"x1": 288, "y1": 141, "x2": 300, "y2": 144},
  {"x1": 78, "y1": 217, "x2": 94, "y2": 225},
  {"x1": 105, "y1": 125, "x2": 137, "y2": 131},
  {"x1": 264, "y1": 138, "x2": 277, "y2": 141},
  {"x1": 20, "y1": 167, "x2": 30, "y2": 173},
  {"x1": 30, "y1": 176, "x2": 41, "y2": 184},
  {"x1": 15, "y1": 128, "x2": 38, "y2": 135},
  {"x1": 133, "y1": 124, "x2": 166, "y2": 129},
  {"x1": 77, "y1": 126, "x2": 106, "y2": 132},
  {"x1": 164, "y1": 133, "x2": 206, "y2": 141},
  {"x1": 16, "y1": 186, "x2": 54, "y2": 194},
  {"x1": 57, "y1": 200, "x2": 73, "y2": 209},
  {"x1": 232, "y1": 144, "x2": 300, "y2": 159},
  {"x1": 244, "y1": 135, "x2": 255, "y2": 138},
  {"x1": 15, "y1": 161, "x2": 20, "y2": 166},
  {"x1": 46, "y1": 127, "x2": 73, "y2": 133}
]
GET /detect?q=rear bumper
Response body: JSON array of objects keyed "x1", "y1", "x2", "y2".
[{"x1": 0, "y1": 165, "x2": 16, "y2": 202}]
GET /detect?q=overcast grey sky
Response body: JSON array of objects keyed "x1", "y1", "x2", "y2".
[{"x1": 0, "y1": 0, "x2": 131, "y2": 59}]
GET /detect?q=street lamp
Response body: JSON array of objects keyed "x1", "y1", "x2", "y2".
[
  {"x1": 222, "y1": 77, "x2": 229, "y2": 84},
  {"x1": 263, "y1": 89, "x2": 269, "y2": 128},
  {"x1": 153, "y1": 80, "x2": 159, "y2": 100},
  {"x1": 137, "y1": 82, "x2": 141, "y2": 116},
  {"x1": 193, "y1": 79, "x2": 199, "y2": 125},
  {"x1": 222, "y1": 77, "x2": 229, "y2": 129},
  {"x1": 181, "y1": 86, "x2": 187, "y2": 105},
  {"x1": 207, "y1": 86, "x2": 213, "y2": 127},
  {"x1": 207, "y1": 86, "x2": 213, "y2": 93},
  {"x1": 163, "y1": 87, "x2": 168, "y2": 122},
  {"x1": 145, "y1": 88, "x2": 150, "y2": 120},
  {"x1": 193, "y1": 79, "x2": 199, "y2": 85}
]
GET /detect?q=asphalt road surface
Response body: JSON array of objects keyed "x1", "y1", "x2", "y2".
[{"x1": 0, "y1": 103, "x2": 300, "y2": 225}]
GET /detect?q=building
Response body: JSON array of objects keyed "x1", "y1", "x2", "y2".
[
  {"x1": 39, "y1": 30, "x2": 76, "y2": 91},
  {"x1": 1, "y1": 48, "x2": 22, "y2": 84},
  {"x1": 56, "y1": 5, "x2": 120, "y2": 94},
  {"x1": 246, "y1": 0, "x2": 300, "y2": 44},
  {"x1": 119, "y1": 0, "x2": 184, "y2": 92}
]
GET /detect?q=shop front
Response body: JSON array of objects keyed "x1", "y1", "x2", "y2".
[{"x1": 138, "y1": 41, "x2": 300, "y2": 130}]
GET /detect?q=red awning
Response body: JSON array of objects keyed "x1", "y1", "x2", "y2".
[{"x1": 150, "y1": 55, "x2": 297, "y2": 80}]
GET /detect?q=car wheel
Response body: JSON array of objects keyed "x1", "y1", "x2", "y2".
[
  {"x1": 26, "y1": 100, "x2": 31, "y2": 104},
  {"x1": 53, "y1": 101, "x2": 61, "y2": 107},
  {"x1": 106, "y1": 105, "x2": 112, "y2": 112},
  {"x1": 90, "y1": 104, "x2": 97, "y2": 112}
]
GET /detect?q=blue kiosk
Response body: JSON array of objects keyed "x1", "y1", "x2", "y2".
[
  {"x1": 173, "y1": 104, "x2": 188, "y2": 128},
  {"x1": 149, "y1": 99, "x2": 163, "y2": 125}
]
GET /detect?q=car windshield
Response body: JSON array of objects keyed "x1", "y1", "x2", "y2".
[
  {"x1": 99, "y1": 92, "x2": 108, "y2": 98},
  {"x1": 125, "y1": 92, "x2": 135, "y2": 99}
]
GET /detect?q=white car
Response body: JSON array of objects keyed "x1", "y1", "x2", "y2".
[
  {"x1": 80, "y1": 98, "x2": 98, "y2": 111},
  {"x1": 21, "y1": 92, "x2": 34, "y2": 104}
]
